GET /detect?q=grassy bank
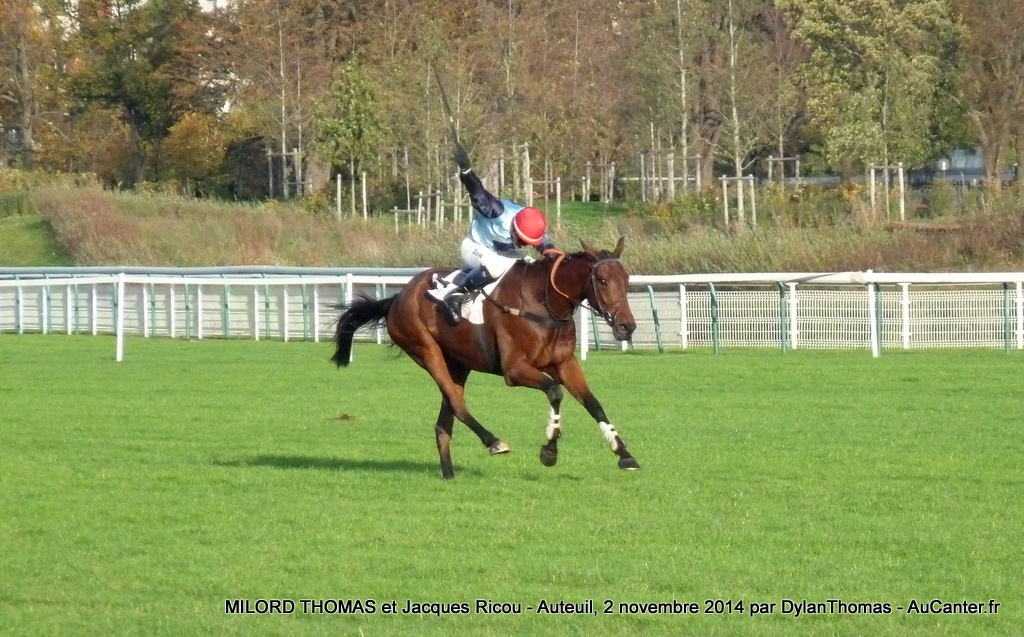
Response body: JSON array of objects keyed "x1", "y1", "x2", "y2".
[{"x1": 19, "y1": 185, "x2": 1024, "y2": 272}]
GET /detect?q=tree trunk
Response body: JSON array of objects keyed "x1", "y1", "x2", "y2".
[
  {"x1": 16, "y1": 28, "x2": 34, "y2": 168},
  {"x1": 127, "y1": 112, "x2": 146, "y2": 187},
  {"x1": 305, "y1": 158, "x2": 332, "y2": 194},
  {"x1": 838, "y1": 156, "x2": 854, "y2": 186},
  {"x1": 1015, "y1": 120, "x2": 1024, "y2": 190},
  {"x1": 981, "y1": 136, "x2": 1004, "y2": 191},
  {"x1": 727, "y1": 0, "x2": 744, "y2": 228},
  {"x1": 676, "y1": 0, "x2": 689, "y2": 192}
]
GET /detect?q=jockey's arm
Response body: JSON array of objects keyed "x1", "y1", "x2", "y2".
[
  {"x1": 537, "y1": 234, "x2": 560, "y2": 257},
  {"x1": 459, "y1": 170, "x2": 505, "y2": 219}
]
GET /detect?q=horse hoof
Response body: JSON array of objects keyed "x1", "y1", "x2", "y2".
[
  {"x1": 618, "y1": 457, "x2": 641, "y2": 471},
  {"x1": 539, "y1": 446, "x2": 558, "y2": 467},
  {"x1": 489, "y1": 440, "x2": 510, "y2": 455}
]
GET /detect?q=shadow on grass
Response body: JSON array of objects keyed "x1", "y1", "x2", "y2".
[{"x1": 215, "y1": 455, "x2": 484, "y2": 477}]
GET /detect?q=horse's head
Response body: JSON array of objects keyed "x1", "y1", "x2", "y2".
[{"x1": 580, "y1": 237, "x2": 636, "y2": 342}]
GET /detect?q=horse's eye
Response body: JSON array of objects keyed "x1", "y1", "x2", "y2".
[{"x1": 598, "y1": 278, "x2": 608, "y2": 286}]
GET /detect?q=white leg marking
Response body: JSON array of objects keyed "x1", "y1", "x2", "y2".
[
  {"x1": 545, "y1": 406, "x2": 562, "y2": 442},
  {"x1": 598, "y1": 421, "x2": 621, "y2": 452}
]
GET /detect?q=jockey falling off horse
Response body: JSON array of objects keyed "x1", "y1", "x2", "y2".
[{"x1": 427, "y1": 143, "x2": 561, "y2": 323}]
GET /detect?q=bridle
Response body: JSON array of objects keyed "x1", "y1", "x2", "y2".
[{"x1": 546, "y1": 253, "x2": 626, "y2": 325}]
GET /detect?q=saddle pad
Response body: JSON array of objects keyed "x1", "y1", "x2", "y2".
[{"x1": 461, "y1": 279, "x2": 501, "y2": 325}]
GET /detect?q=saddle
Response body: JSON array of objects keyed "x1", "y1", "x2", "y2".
[{"x1": 429, "y1": 272, "x2": 505, "y2": 326}]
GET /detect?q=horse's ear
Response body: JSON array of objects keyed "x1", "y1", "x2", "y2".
[
  {"x1": 612, "y1": 236, "x2": 625, "y2": 258},
  {"x1": 580, "y1": 239, "x2": 599, "y2": 258}
]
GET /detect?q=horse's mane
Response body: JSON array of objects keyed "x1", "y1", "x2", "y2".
[{"x1": 558, "y1": 249, "x2": 613, "y2": 263}]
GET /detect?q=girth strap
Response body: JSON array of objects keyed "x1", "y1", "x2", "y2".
[{"x1": 472, "y1": 321, "x2": 501, "y2": 374}]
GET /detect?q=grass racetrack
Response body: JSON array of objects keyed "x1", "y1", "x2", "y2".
[{"x1": 1, "y1": 336, "x2": 1020, "y2": 636}]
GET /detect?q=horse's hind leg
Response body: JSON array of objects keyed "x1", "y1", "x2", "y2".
[
  {"x1": 443, "y1": 359, "x2": 510, "y2": 456},
  {"x1": 422, "y1": 357, "x2": 493, "y2": 479},
  {"x1": 413, "y1": 347, "x2": 509, "y2": 468},
  {"x1": 434, "y1": 395, "x2": 456, "y2": 480}
]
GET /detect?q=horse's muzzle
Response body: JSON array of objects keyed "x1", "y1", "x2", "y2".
[{"x1": 610, "y1": 311, "x2": 636, "y2": 342}]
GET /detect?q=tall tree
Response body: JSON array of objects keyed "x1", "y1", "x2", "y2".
[
  {"x1": 779, "y1": 0, "x2": 963, "y2": 180},
  {"x1": 311, "y1": 58, "x2": 384, "y2": 206},
  {"x1": 225, "y1": 0, "x2": 350, "y2": 195},
  {"x1": 0, "y1": 0, "x2": 46, "y2": 168},
  {"x1": 67, "y1": 0, "x2": 219, "y2": 185},
  {"x1": 631, "y1": 0, "x2": 713, "y2": 189},
  {"x1": 954, "y1": 0, "x2": 1024, "y2": 189},
  {"x1": 759, "y1": 2, "x2": 806, "y2": 167}
]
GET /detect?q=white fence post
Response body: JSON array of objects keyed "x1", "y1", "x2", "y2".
[
  {"x1": 41, "y1": 286, "x2": 48, "y2": 335},
  {"x1": 66, "y1": 284, "x2": 73, "y2": 335},
  {"x1": 252, "y1": 287, "x2": 260, "y2": 341},
  {"x1": 282, "y1": 286, "x2": 289, "y2": 342},
  {"x1": 900, "y1": 283, "x2": 911, "y2": 349},
  {"x1": 90, "y1": 284, "x2": 97, "y2": 335},
  {"x1": 1017, "y1": 282, "x2": 1023, "y2": 350},
  {"x1": 115, "y1": 273, "x2": 125, "y2": 361},
  {"x1": 679, "y1": 284, "x2": 688, "y2": 349},
  {"x1": 16, "y1": 284, "x2": 23, "y2": 334},
  {"x1": 313, "y1": 285, "x2": 320, "y2": 343},
  {"x1": 142, "y1": 284, "x2": 149, "y2": 338},
  {"x1": 580, "y1": 301, "x2": 590, "y2": 361},
  {"x1": 196, "y1": 285, "x2": 204, "y2": 340},
  {"x1": 169, "y1": 285, "x2": 176, "y2": 337},
  {"x1": 787, "y1": 283, "x2": 798, "y2": 350},
  {"x1": 868, "y1": 283, "x2": 880, "y2": 358}
]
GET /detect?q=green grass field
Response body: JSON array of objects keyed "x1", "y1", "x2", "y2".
[{"x1": 1, "y1": 337, "x2": 1020, "y2": 636}]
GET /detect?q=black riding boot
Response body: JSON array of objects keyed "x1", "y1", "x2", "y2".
[{"x1": 441, "y1": 267, "x2": 492, "y2": 325}]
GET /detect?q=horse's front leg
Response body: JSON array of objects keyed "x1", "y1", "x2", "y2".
[
  {"x1": 537, "y1": 390, "x2": 565, "y2": 466},
  {"x1": 554, "y1": 357, "x2": 640, "y2": 471},
  {"x1": 500, "y1": 360, "x2": 563, "y2": 467}
]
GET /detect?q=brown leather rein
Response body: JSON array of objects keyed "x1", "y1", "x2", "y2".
[{"x1": 478, "y1": 252, "x2": 624, "y2": 330}]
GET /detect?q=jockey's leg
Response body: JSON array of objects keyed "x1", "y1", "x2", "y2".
[
  {"x1": 429, "y1": 266, "x2": 486, "y2": 325},
  {"x1": 427, "y1": 236, "x2": 483, "y2": 303},
  {"x1": 430, "y1": 241, "x2": 516, "y2": 324},
  {"x1": 426, "y1": 269, "x2": 466, "y2": 302},
  {"x1": 553, "y1": 357, "x2": 640, "y2": 471}
]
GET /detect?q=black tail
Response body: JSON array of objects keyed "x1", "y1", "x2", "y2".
[{"x1": 332, "y1": 294, "x2": 398, "y2": 367}]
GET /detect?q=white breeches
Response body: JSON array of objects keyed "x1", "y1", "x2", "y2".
[{"x1": 460, "y1": 237, "x2": 524, "y2": 279}]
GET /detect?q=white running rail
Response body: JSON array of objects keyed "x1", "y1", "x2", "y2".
[{"x1": 1, "y1": 270, "x2": 1022, "y2": 361}]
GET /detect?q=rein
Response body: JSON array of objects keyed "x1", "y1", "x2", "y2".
[
  {"x1": 546, "y1": 254, "x2": 624, "y2": 325},
  {"x1": 481, "y1": 288, "x2": 577, "y2": 329},
  {"x1": 479, "y1": 275, "x2": 574, "y2": 330},
  {"x1": 547, "y1": 252, "x2": 572, "y2": 300},
  {"x1": 479, "y1": 254, "x2": 624, "y2": 330}
]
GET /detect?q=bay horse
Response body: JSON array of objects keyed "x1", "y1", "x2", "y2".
[{"x1": 332, "y1": 238, "x2": 639, "y2": 479}]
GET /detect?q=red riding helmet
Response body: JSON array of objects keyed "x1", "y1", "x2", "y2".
[{"x1": 512, "y1": 207, "x2": 547, "y2": 246}]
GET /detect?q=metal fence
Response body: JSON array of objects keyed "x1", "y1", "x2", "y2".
[{"x1": 2, "y1": 268, "x2": 1022, "y2": 360}]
